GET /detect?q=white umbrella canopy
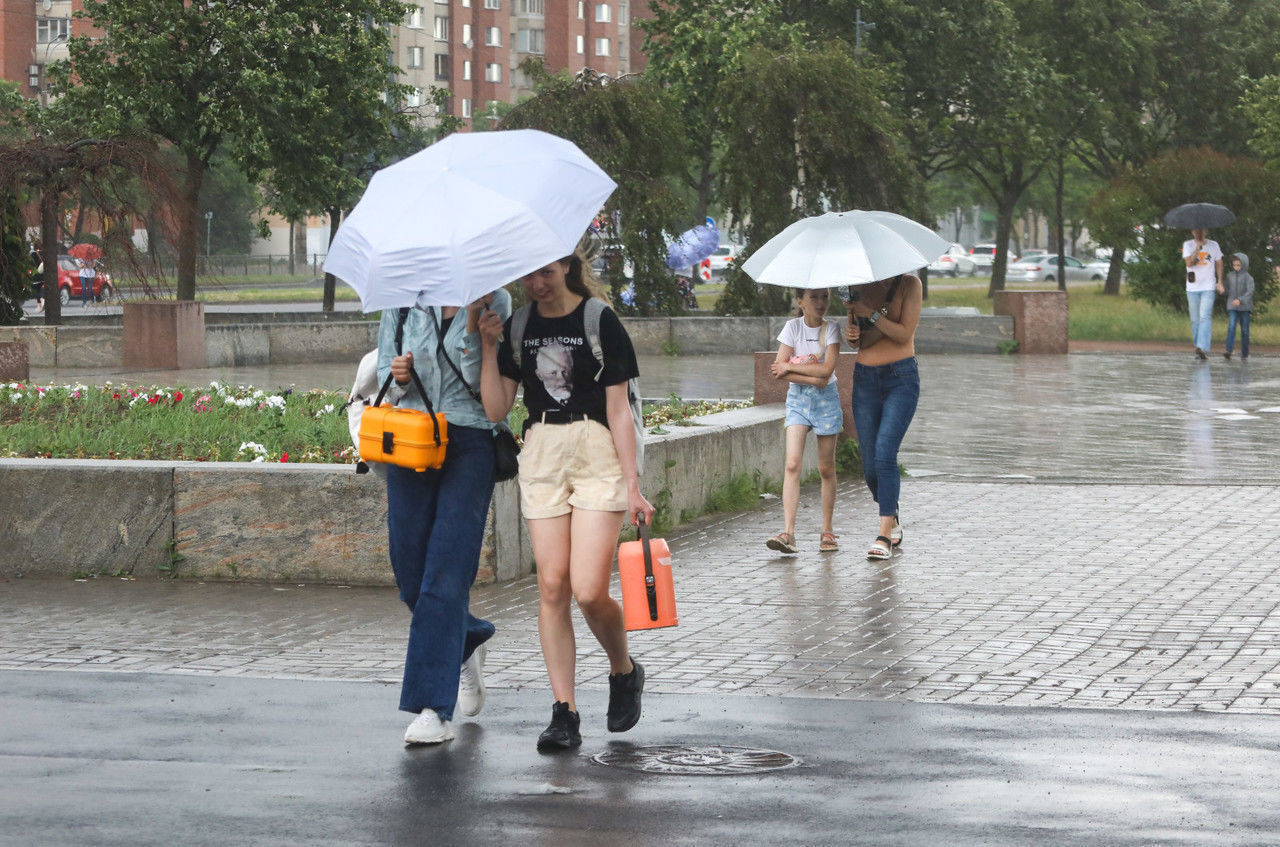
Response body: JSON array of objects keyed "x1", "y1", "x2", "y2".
[
  {"x1": 324, "y1": 129, "x2": 617, "y2": 311},
  {"x1": 740, "y1": 210, "x2": 948, "y2": 287}
]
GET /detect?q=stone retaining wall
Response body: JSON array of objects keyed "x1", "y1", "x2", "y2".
[
  {"x1": 0, "y1": 404, "x2": 813, "y2": 585},
  {"x1": 3, "y1": 312, "x2": 1014, "y2": 369}
]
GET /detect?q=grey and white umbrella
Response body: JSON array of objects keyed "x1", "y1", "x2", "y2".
[
  {"x1": 1163, "y1": 203, "x2": 1235, "y2": 230},
  {"x1": 739, "y1": 210, "x2": 948, "y2": 288}
]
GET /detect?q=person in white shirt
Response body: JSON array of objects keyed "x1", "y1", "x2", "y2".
[
  {"x1": 765, "y1": 287, "x2": 843, "y2": 555},
  {"x1": 1182, "y1": 228, "x2": 1224, "y2": 360}
]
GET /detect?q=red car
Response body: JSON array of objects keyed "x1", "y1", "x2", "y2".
[{"x1": 56, "y1": 255, "x2": 114, "y2": 305}]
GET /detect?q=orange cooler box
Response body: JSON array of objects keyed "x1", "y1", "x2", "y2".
[
  {"x1": 618, "y1": 519, "x2": 678, "y2": 631},
  {"x1": 358, "y1": 404, "x2": 448, "y2": 472}
]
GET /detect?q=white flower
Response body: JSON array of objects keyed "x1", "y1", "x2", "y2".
[{"x1": 315, "y1": 404, "x2": 335, "y2": 418}]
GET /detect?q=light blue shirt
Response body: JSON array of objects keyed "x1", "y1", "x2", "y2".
[{"x1": 375, "y1": 288, "x2": 512, "y2": 432}]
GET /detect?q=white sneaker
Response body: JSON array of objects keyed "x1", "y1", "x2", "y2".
[
  {"x1": 457, "y1": 644, "x2": 487, "y2": 717},
  {"x1": 404, "y1": 709, "x2": 453, "y2": 745}
]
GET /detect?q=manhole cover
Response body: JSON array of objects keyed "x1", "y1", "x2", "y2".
[{"x1": 592, "y1": 745, "x2": 800, "y2": 776}]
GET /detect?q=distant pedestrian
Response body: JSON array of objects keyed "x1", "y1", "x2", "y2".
[
  {"x1": 1222, "y1": 252, "x2": 1254, "y2": 361},
  {"x1": 1183, "y1": 228, "x2": 1223, "y2": 360},
  {"x1": 78, "y1": 259, "x2": 96, "y2": 307},
  {"x1": 478, "y1": 252, "x2": 653, "y2": 753},
  {"x1": 843, "y1": 273, "x2": 922, "y2": 560},
  {"x1": 765, "y1": 287, "x2": 842, "y2": 555}
]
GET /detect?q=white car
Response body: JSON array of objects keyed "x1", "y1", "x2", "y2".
[
  {"x1": 705, "y1": 244, "x2": 740, "y2": 276},
  {"x1": 1007, "y1": 254, "x2": 1106, "y2": 284},
  {"x1": 928, "y1": 243, "x2": 977, "y2": 277}
]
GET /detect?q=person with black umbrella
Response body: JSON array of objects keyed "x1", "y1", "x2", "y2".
[{"x1": 1182, "y1": 228, "x2": 1224, "y2": 360}]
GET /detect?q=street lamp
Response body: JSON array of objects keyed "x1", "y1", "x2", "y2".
[{"x1": 204, "y1": 211, "x2": 214, "y2": 257}]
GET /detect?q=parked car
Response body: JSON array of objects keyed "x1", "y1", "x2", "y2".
[
  {"x1": 1006, "y1": 254, "x2": 1105, "y2": 284},
  {"x1": 968, "y1": 243, "x2": 1018, "y2": 274},
  {"x1": 928, "y1": 243, "x2": 977, "y2": 277},
  {"x1": 705, "y1": 243, "x2": 741, "y2": 277},
  {"x1": 56, "y1": 255, "x2": 114, "y2": 305}
]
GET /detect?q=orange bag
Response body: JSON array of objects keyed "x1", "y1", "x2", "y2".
[
  {"x1": 357, "y1": 369, "x2": 448, "y2": 472},
  {"x1": 618, "y1": 516, "x2": 678, "y2": 631}
]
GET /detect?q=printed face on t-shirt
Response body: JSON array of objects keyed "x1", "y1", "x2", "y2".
[{"x1": 534, "y1": 341, "x2": 574, "y2": 405}]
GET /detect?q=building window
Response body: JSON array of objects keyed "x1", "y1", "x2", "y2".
[
  {"x1": 406, "y1": 6, "x2": 423, "y2": 27},
  {"x1": 406, "y1": 87, "x2": 423, "y2": 108},
  {"x1": 517, "y1": 28, "x2": 545, "y2": 53},
  {"x1": 576, "y1": 34, "x2": 584, "y2": 54},
  {"x1": 461, "y1": 0, "x2": 470, "y2": 5},
  {"x1": 433, "y1": 15, "x2": 449, "y2": 40},
  {"x1": 484, "y1": 0, "x2": 501, "y2": 8},
  {"x1": 594, "y1": 37, "x2": 610, "y2": 56},
  {"x1": 462, "y1": 98, "x2": 472, "y2": 118},
  {"x1": 462, "y1": 60, "x2": 472, "y2": 80},
  {"x1": 518, "y1": 0, "x2": 544, "y2": 12},
  {"x1": 36, "y1": 17, "x2": 71, "y2": 44},
  {"x1": 485, "y1": 62, "x2": 502, "y2": 83},
  {"x1": 619, "y1": 0, "x2": 628, "y2": 25},
  {"x1": 461, "y1": 24, "x2": 472, "y2": 45},
  {"x1": 577, "y1": 1, "x2": 585, "y2": 19},
  {"x1": 485, "y1": 26, "x2": 501, "y2": 46},
  {"x1": 434, "y1": 53, "x2": 450, "y2": 80},
  {"x1": 407, "y1": 46, "x2": 425, "y2": 68},
  {"x1": 595, "y1": 4, "x2": 610, "y2": 22}
]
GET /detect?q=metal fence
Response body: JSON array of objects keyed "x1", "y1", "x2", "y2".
[{"x1": 143, "y1": 254, "x2": 329, "y2": 277}]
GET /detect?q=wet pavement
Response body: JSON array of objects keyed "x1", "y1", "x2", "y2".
[{"x1": 7, "y1": 352, "x2": 1280, "y2": 844}]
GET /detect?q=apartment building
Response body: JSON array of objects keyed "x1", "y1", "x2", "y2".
[{"x1": 1, "y1": 0, "x2": 90, "y2": 107}]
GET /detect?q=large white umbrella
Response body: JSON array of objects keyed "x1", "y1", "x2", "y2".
[
  {"x1": 740, "y1": 210, "x2": 948, "y2": 287},
  {"x1": 324, "y1": 129, "x2": 617, "y2": 311}
]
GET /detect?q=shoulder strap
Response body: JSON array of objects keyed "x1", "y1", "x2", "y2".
[
  {"x1": 428, "y1": 308, "x2": 484, "y2": 406},
  {"x1": 509, "y1": 304, "x2": 533, "y2": 369},
  {"x1": 582, "y1": 297, "x2": 606, "y2": 382},
  {"x1": 394, "y1": 306, "x2": 411, "y2": 355}
]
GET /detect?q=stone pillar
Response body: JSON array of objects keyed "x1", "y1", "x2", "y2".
[
  {"x1": 754, "y1": 350, "x2": 857, "y2": 439},
  {"x1": 0, "y1": 340, "x2": 29, "y2": 381},
  {"x1": 992, "y1": 290, "x2": 1068, "y2": 354},
  {"x1": 123, "y1": 301, "x2": 206, "y2": 369}
]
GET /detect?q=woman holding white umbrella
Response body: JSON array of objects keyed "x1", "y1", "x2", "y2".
[{"x1": 741, "y1": 210, "x2": 939, "y2": 562}]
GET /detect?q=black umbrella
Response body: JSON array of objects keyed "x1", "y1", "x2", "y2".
[{"x1": 1163, "y1": 203, "x2": 1236, "y2": 229}]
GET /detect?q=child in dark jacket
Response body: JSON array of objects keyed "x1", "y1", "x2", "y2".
[{"x1": 1222, "y1": 252, "x2": 1254, "y2": 360}]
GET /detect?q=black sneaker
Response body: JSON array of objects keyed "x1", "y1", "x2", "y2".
[
  {"x1": 607, "y1": 657, "x2": 645, "y2": 733},
  {"x1": 536, "y1": 701, "x2": 581, "y2": 752}
]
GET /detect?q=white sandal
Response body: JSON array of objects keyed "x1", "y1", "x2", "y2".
[
  {"x1": 890, "y1": 522, "x2": 903, "y2": 551},
  {"x1": 867, "y1": 535, "x2": 892, "y2": 560}
]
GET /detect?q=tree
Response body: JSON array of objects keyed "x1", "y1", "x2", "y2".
[
  {"x1": 501, "y1": 64, "x2": 687, "y2": 315},
  {"x1": 1087, "y1": 147, "x2": 1280, "y2": 313},
  {"x1": 59, "y1": 0, "x2": 407, "y2": 301},
  {"x1": 715, "y1": 39, "x2": 920, "y2": 314}
]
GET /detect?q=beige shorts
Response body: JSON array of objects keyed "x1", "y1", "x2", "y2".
[{"x1": 519, "y1": 419, "x2": 628, "y2": 519}]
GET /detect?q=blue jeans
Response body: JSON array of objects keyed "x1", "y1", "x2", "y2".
[
  {"x1": 1187, "y1": 289, "x2": 1214, "y2": 351},
  {"x1": 386, "y1": 424, "x2": 496, "y2": 719},
  {"x1": 1226, "y1": 310, "x2": 1250, "y2": 356},
  {"x1": 851, "y1": 357, "x2": 920, "y2": 518},
  {"x1": 80, "y1": 274, "x2": 93, "y2": 306}
]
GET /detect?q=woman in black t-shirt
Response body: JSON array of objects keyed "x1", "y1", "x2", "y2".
[{"x1": 479, "y1": 252, "x2": 654, "y2": 753}]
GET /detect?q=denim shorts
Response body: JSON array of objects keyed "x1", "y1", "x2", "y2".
[{"x1": 785, "y1": 381, "x2": 844, "y2": 436}]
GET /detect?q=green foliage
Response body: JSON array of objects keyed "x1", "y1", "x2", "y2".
[
  {"x1": 0, "y1": 190, "x2": 32, "y2": 325},
  {"x1": 834, "y1": 437, "x2": 862, "y2": 476},
  {"x1": 200, "y1": 148, "x2": 259, "y2": 255},
  {"x1": 501, "y1": 64, "x2": 687, "y2": 315},
  {"x1": 1089, "y1": 147, "x2": 1280, "y2": 313},
  {"x1": 704, "y1": 471, "x2": 768, "y2": 514},
  {"x1": 997, "y1": 339, "x2": 1020, "y2": 355}
]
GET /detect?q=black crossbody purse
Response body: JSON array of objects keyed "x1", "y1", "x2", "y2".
[{"x1": 430, "y1": 309, "x2": 520, "y2": 482}]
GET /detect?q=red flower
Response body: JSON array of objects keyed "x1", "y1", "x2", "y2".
[
  {"x1": 147, "y1": 396, "x2": 159, "y2": 405},
  {"x1": 173, "y1": 391, "x2": 184, "y2": 403},
  {"x1": 112, "y1": 393, "x2": 120, "y2": 400},
  {"x1": 280, "y1": 452, "x2": 289, "y2": 462}
]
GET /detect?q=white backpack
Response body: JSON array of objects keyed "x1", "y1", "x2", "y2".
[{"x1": 510, "y1": 297, "x2": 645, "y2": 474}]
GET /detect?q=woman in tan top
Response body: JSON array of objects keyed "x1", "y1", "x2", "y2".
[{"x1": 842, "y1": 273, "x2": 923, "y2": 560}]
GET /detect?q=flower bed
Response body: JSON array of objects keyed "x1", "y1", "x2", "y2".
[{"x1": 1, "y1": 381, "x2": 751, "y2": 464}]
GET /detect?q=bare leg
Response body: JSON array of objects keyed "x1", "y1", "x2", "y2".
[
  {"x1": 780, "y1": 425, "x2": 809, "y2": 536},
  {"x1": 527, "y1": 515, "x2": 577, "y2": 710},
  {"x1": 569, "y1": 508, "x2": 631, "y2": 674},
  {"x1": 816, "y1": 434, "x2": 838, "y2": 534}
]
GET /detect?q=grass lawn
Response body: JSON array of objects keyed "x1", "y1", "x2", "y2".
[{"x1": 924, "y1": 281, "x2": 1280, "y2": 345}]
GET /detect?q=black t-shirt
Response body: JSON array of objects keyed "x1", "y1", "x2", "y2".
[{"x1": 497, "y1": 298, "x2": 639, "y2": 423}]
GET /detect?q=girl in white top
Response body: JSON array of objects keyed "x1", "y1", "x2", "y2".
[{"x1": 766, "y1": 287, "x2": 844, "y2": 555}]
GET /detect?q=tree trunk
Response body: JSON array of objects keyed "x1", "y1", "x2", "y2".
[
  {"x1": 1104, "y1": 245, "x2": 1124, "y2": 296},
  {"x1": 322, "y1": 206, "x2": 340, "y2": 313},
  {"x1": 176, "y1": 151, "x2": 205, "y2": 301},
  {"x1": 41, "y1": 190, "x2": 61, "y2": 326},
  {"x1": 287, "y1": 220, "x2": 296, "y2": 276},
  {"x1": 987, "y1": 189, "x2": 1019, "y2": 296}
]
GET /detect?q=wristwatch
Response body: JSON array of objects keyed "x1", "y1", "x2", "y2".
[{"x1": 867, "y1": 307, "x2": 888, "y2": 325}]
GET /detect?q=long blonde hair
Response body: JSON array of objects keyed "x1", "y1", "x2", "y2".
[{"x1": 562, "y1": 251, "x2": 610, "y2": 304}]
